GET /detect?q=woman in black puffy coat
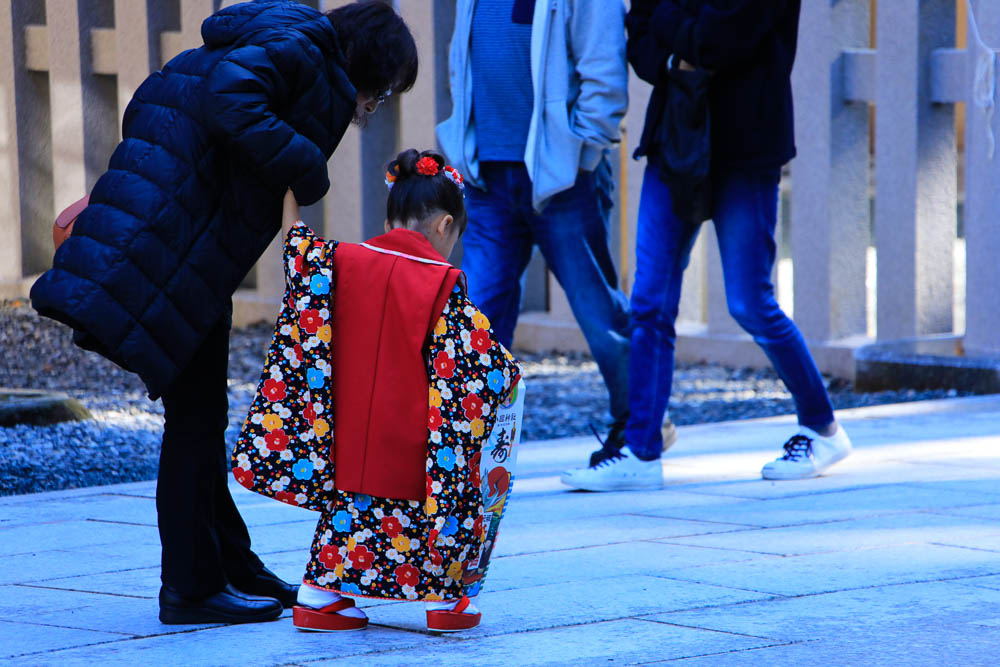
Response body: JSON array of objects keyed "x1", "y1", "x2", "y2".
[{"x1": 31, "y1": 0, "x2": 417, "y2": 625}]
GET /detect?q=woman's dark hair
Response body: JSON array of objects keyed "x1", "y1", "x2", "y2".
[
  {"x1": 326, "y1": 1, "x2": 418, "y2": 98},
  {"x1": 386, "y1": 149, "x2": 467, "y2": 235}
]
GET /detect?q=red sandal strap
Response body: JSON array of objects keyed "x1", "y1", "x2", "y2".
[
  {"x1": 317, "y1": 598, "x2": 356, "y2": 613},
  {"x1": 452, "y1": 595, "x2": 471, "y2": 614}
]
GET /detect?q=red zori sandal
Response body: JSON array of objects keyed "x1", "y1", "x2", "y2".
[
  {"x1": 425, "y1": 595, "x2": 482, "y2": 632},
  {"x1": 293, "y1": 598, "x2": 368, "y2": 632}
]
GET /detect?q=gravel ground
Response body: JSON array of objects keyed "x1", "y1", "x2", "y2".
[{"x1": 1, "y1": 299, "x2": 969, "y2": 496}]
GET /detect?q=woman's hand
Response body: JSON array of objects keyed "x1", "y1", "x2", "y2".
[{"x1": 281, "y1": 188, "x2": 300, "y2": 237}]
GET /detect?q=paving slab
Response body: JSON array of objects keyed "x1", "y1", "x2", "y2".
[
  {"x1": 483, "y1": 541, "x2": 769, "y2": 593},
  {"x1": 310, "y1": 618, "x2": 786, "y2": 667},
  {"x1": 662, "y1": 542, "x2": 1000, "y2": 596},
  {"x1": 650, "y1": 579, "x2": 1000, "y2": 643},
  {"x1": 1, "y1": 395, "x2": 998, "y2": 665},
  {"x1": 669, "y1": 623, "x2": 998, "y2": 667},
  {"x1": 659, "y1": 511, "x2": 1000, "y2": 557},
  {"x1": 633, "y1": 483, "x2": 998, "y2": 528},
  {"x1": 0, "y1": 619, "x2": 123, "y2": 661},
  {"x1": 493, "y1": 512, "x2": 751, "y2": 558},
  {"x1": 1, "y1": 617, "x2": 442, "y2": 667}
]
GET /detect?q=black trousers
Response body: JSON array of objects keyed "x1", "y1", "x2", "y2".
[{"x1": 157, "y1": 316, "x2": 263, "y2": 598}]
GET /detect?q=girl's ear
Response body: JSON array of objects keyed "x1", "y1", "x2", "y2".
[
  {"x1": 435, "y1": 214, "x2": 454, "y2": 237},
  {"x1": 384, "y1": 219, "x2": 392, "y2": 233}
]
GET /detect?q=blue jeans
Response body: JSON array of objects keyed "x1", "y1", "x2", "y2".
[
  {"x1": 463, "y1": 161, "x2": 630, "y2": 423},
  {"x1": 627, "y1": 165, "x2": 835, "y2": 460}
]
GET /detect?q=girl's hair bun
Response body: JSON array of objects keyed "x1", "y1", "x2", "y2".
[
  {"x1": 387, "y1": 149, "x2": 446, "y2": 182},
  {"x1": 385, "y1": 148, "x2": 467, "y2": 235}
]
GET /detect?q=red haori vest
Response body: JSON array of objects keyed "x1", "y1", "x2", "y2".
[{"x1": 332, "y1": 229, "x2": 461, "y2": 501}]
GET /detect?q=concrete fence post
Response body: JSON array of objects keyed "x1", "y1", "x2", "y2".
[
  {"x1": 963, "y1": 0, "x2": 1000, "y2": 356},
  {"x1": 45, "y1": 0, "x2": 89, "y2": 213},
  {"x1": 113, "y1": 0, "x2": 160, "y2": 126},
  {"x1": 874, "y1": 0, "x2": 957, "y2": 340},
  {"x1": 789, "y1": 0, "x2": 871, "y2": 343},
  {"x1": 0, "y1": 2, "x2": 27, "y2": 289}
]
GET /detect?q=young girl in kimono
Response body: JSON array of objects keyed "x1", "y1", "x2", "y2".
[{"x1": 233, "y1": 149, "x2": 522, "y2": 633}]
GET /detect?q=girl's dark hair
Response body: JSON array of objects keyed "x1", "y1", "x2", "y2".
[
  {"x1": 386, "y1": 149, "x2": 467, "y2": 235},
  {"x1": 326, "y1": 1, "x2": 418, "y2": 98}
]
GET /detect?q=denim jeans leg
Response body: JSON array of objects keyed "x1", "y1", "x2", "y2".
[
  {"x1": 532, "y1": 162, "x2": 631, "y2": 424},
  {"x1": 625, "y1": 166, "x2": 701, "y2": 460},
  {"x1": 461, "y1": 164, "x2": 535, "y2": 349},
  {"x1": 712, "y1": 169, "x2": 835, "y2": 430}
]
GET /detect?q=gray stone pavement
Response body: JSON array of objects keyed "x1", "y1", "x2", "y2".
[{"x1": 1, "y1": 396, "x2": 999, "y2": 665}]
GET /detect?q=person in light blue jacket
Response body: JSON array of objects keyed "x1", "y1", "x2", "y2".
[{"x1": 437, "y1": 0, "x2": 634, "y2": 450}]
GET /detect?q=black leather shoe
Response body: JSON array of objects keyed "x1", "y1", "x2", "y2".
[
  {"x1": 232, "y1": 567, "x2": 299, "y2": 608},
  {"x1": 158, "y1": 584, "x2": 283, "y2": 625}
]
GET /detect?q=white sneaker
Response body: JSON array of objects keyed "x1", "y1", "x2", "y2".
[
  {"x1": 761, "y1": 425, "x2": 852, "y2": 480},
  {"x1": 561, "y1": 448, "x2": 664, "y2": 491}
]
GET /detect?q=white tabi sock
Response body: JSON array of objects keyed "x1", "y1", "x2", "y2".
[
  {"x1": 425, "y1": 595, "x2": 480, "y2": 615},
  {"x1": 298, "y1": 581, "x2": 367, "y2": 619}
]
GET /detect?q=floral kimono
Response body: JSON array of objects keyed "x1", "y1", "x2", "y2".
[{"x1": 233, "y1": 223, "x2": 521, "y2": 601}]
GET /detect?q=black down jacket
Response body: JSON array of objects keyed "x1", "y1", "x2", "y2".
[{"x1": 31, "y1": 0, "x2": 356, "y2": 399}]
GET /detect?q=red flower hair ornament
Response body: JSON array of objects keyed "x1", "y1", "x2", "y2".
[
  {"x1": 416, "y1": 156, "x2": 440, "y2": 176},
  {"x1": 384, "y1": 159, "x2": 465, "y2": 193}
]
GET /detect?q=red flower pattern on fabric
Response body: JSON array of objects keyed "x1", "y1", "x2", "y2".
[
  {"x1": 293, "y1": 254, "x2": 307, "y2": 277},
  {"x1": 428, "y1": 406, "x2": 443, "y2": 431},
  {"x1": 381, "y1": 516, "x2": 403, "y2": 538},
  {"x1": 265, "y1": 429, "x2": 289, "y2": 451},
  {"x1": 261, "y1": 378, "x2": 286, "y2": 402},
  {"x1": 233, "y1": 467, "x2": 254, "y2": 487},
  {"x1": 462, "y1": 393, "x2": 484, "y2": 420},
  {"x1": 428, "y1": 528, "x2": 443, "y2": 565},
  {"x1": 433, "y1": 351, "x2": 455, "y2": 378},
  {"x1": 468, "y1": 451, "x2": 482, "y2": 489},
  {"x1": 275, "y1": 490, "x2": 298, "y2": 505},
  {"x1": 318, "y1": 544, "x2": 342, "y2": 569},
  {"x1": 394, "y1": 563, "x2": 420, "y2": 587},
  {"x1": 303, "y1": 402, "x2": 317, "y2": 424},
  {"x1": 416, "y1": 156, "x2": 439, "y2": 176},
  {"x1": 470, "y1": 329, "x2": 492, "y2": 354},
  {"x1": 299, "y1": 309, "x2": 322, "y2": 334},
  {"x1": 350, "y1": 545, "x2": 375, "y2": 570}
]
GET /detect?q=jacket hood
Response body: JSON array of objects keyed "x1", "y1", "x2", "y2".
[{"x1": 201, "y1": 0, "x2": 340, "y2": 58}]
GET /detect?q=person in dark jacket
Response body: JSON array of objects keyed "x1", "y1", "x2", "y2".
[
  {"x1": 562, "y1": 0, "x2": 852, "y2": 491},
  {"x1": 30, "y1": 0, "x2": 418, "y2": 625}
]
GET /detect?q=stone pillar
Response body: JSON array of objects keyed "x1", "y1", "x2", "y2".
[
  {"x1": 874, "y1": 0, "x2": 956, "y2": 340},
  {"x1": 789, "y1": 0, "x2": 870, "y2": 342},
  {"x1": 113, "y1": 0, "x2": 162, "y2": 125},
  {"x1": 963, "y1": 0, "x2": 1000, "y2": 356},
  {"x1": 0, "y1": 2, "x2": 34, "y2": 287},
  {"x1": 180, "y1": 0, "x2": 214, "y2": 52},
  {"x1": 397, "y1": 2, "x2": 437, "y2": 152},
  {"x1": 46, "y1": 0, "x2": 89, "y2": 212}
]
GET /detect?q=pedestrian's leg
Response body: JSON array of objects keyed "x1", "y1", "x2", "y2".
[
  {"x1": 712, "y1": 169, "x2": 851, "y2": 479},
  {"x1": 531, "y1": 160, "x2": 631, "y2": 425},
  {"x1": 462, "y1": 163, "x2": 535, "y2": 349},
  {"x1": 712, "y1": 169, "x2": 834, "y2": 430},
  {"x1": 624, "y1": 166, "x2": 700, "y2": 460},
  {"x1": 158, "y1": 318, "x2": 235, "y2": 599}
]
